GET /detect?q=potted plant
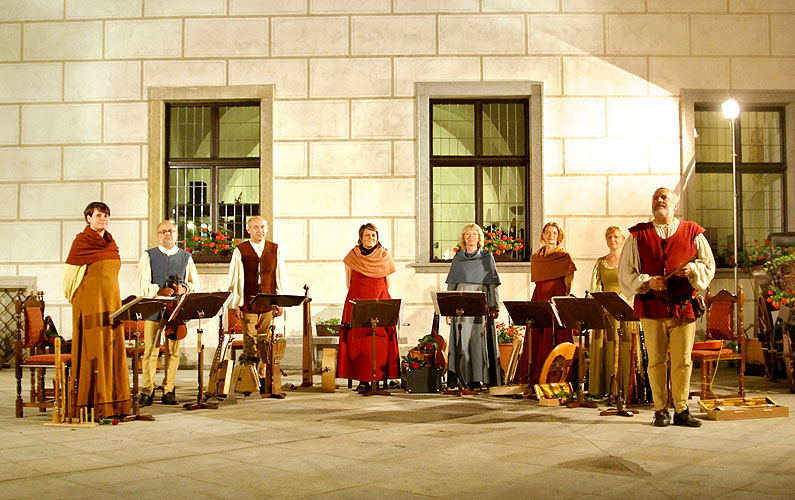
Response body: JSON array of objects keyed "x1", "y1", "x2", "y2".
[
  {"x1": 315, "y1": 317, "x2": 342, "y2": 336},
  {"x1": 453, "y1": 226, "x2": 524, "y2": 261},
  {"x1": 181, "y1": 226, "x2": 241, "y2": 263},
  {"x1": 495, "y1": 322, "x2": 524, "y2": 372}
]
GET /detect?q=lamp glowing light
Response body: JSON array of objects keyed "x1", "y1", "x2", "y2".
[{"x1": 722, "y1": 99, "x2": 740, "y2": 120}]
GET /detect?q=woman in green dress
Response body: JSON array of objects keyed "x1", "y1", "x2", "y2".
[{"x1": 588, "y1": 226, "x2": 638, "y2": 398}]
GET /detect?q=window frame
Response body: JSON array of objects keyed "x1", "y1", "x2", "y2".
[
  {"x1": 165, "y1": 102, "x2": 261, "y2": 239},
  {"x1": 147, "y1": 85, "x2": 274, "y2": 251},
  {"x1": 429, "y1": 98, "x2": 531, "y2": 262},
  {"x1": 680, "y1": 90, "x2": 795, "y2": 261},
  {"x1": 413, "y1": 81, "x2": 544, "y2": 272},
  {"x1": 694, "y1": 103, "x2": 787, "y2": 250}
]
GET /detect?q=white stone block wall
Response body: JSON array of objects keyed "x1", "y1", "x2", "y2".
[{"x1": 0, "y1": 2, "x2": 793, "y2": 363}]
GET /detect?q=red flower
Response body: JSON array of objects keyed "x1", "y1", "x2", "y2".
[
  {"x1": 488, "y1": 232, "x2": 495, "y2": 238},
  {"x1": 499, "y1": 244, "x2": 507, "y2": 250},
  {"x1": 425, "y1": 342, "x2": 434, "y2": 349},
  {"x1": 764, "y1": 239, "x2": 771, "y2": 245},
  {"x1": 783, "y1": 298, "x2": 790, "y2": 304},
  {"x1": 192, "y1": 236, "x2": 200, "y2": 241},
  {"x1": 517, "y1": 238, "x2": 523, "y2": 243},
  {"x1": 235, "y1": 239, "x2": 241, "y2": 244},
  {"x1": 185, "y1": 247, "x2": 192, "y2": 252},
  {"x1": 213, "y1": 249, "x2": 219, "y2": 254},
  {"x1": 201, "y1": 242, "x2": 207, "y2": 247},
  {"x1": 516, "y1": 244, "x2": 523, "y2": 249},
  {"x1": 495, "y1": 250, "x2": 502, "y2": 255},
  {"x1": 217, "y1": 234, "x2": 226, "y2": 241},
  {"x1": 768, "y1": 290, "x2": 774, "y2": 296},
  {"x1": 209, "y1": 242, "x2": 215, "y2": 248},
  {"x1": 222, "y1": 244, "x2": 229, "y2": 249},
  {"x1": 411, "y1": 362, "x2": 419, "y2": 369},
  {"x1": 767, "y1": 297, "x2": 773, "y2": 303},
  {"x1": 508, "y1": 236, "x2": 514, "y2": 241},
  {"x1": 501, "y1": 235, "x2": 508, "y2": 240}
]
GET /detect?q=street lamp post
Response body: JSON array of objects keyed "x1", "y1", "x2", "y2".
[{"x1": 722, "y1": 99, "x2": 740, "y2": 293}]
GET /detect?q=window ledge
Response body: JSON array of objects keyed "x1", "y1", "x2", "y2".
[
  {"x1": 195, "y1": 262, "x2": 230, "y2": 274},
  {"x1": 410, "y1": 262, "x2": 532, "y2": 274}
]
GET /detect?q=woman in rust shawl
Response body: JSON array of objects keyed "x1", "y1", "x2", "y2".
[
  {"x1": 62, "y1": 202, "x2": 131, "y2": 419},
  {"x1": 337, "y1": 223, "x2": 399, "y2": 390},
  {"x1": 518, "y1": 221, "x2": 577, "y2": 385}
]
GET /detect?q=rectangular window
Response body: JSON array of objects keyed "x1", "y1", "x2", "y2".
[
  {"x1": 166, "y1": 103, "x2": 260, "y2": 242},
  {"x1": 430, "y1": 99, "x2": 529, "y2": 261},
  {"x1": 694, "y1": 105, "x2": 786, "y2": 263}
]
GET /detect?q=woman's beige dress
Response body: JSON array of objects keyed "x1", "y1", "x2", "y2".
[{"x1": 589, "y1": 257, "x2": 639, "y2": 397}]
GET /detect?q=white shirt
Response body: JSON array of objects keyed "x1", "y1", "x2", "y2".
[
  {"x1": 136, "y1": 245, "x2": 200, "y2": 297},
  {"x1": 226, "y1": 239, "x2": 288, "y2": 309},
  {"x1": 618, "y1": 218, "x2": 715, "y2": 300}
]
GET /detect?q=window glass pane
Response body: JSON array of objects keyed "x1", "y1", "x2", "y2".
[
  {"x1": 167, "y1": 167, "x2": 212, "y2": 243},
  {"x1": 695, "y1": 110, "x2": 732, "y2": 163},
  {"x1": 482, "y1": 166, "x2": 526, "y2": 251},
  {"x1": 741, "y1": 110, "x2": 782, "y2": 163},
  {"x1": 169, "y1": 106, "x2": 212, "y2": 158},
  {"x1": 742, "y1": 172, "x2": 783, "y2": 245},
  {"x1": 695, "y1": 172, "x2": 733, "y2": 250},
  {"x1": 432, "y1": 167, "x2": 475, "y2": 259},
  {"x1": 219, "y1": 106, "x2": 260, "y2": 158},
  {"x1": 218, "y1": 167, "x2": 260, "y2": 239},
  {"x1": 432, "y1": 104, "x2": 475, "y2": 156},
  {"x1": 482, "y1": 103, "x2": 525, "y2": 156}
]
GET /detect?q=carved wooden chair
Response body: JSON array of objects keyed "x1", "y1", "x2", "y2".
[
  {"x1": 14, "y1": 292, "x2": 71, "y2": 418},
  {"x1": 690, "y1": 286, "x2": 745, "y2": 400}
]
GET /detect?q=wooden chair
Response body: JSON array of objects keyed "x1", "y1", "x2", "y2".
[
  {"x1": 690, "y1": 286, "x2": 745, "y2": 400},
  {"x1": 14, "y1": 292, "x2": 71, "y2": 418}
]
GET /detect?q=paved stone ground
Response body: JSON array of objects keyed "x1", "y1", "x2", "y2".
[{"x1": 1, "y1": 366, "x2": 794, "y2": 500}]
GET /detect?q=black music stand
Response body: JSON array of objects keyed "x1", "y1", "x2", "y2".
[
  {"x1": 169, "y1": 292, "x2": 230, "y2": 411},
  {"x1": 551, "y1": 296, "x2": 605, "y2": 409},
  {"x1": 111, "y1": 296, "x2": 172, "y2": 422},
  {"x1": 504, "y1": 301, "x2": 558, "y2": 396},
  {"x1": 350, "y1": 298, "x2": 402, "y2": 397},
  {"x1": 248, "y1": 293, "x2": 307, "y2": 398},
  {"x1": 433, "y1": 291, "x2": 490, "y2": 396},
  {"x1": 590, "y1": 292, "x2": 639, "y2": 418}
]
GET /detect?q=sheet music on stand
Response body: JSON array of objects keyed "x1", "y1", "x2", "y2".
[{"x1": 110, "y1": 295, "x2": 175, "y2": 322}]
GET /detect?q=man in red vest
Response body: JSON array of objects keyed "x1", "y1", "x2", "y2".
[
  {"x1": 227, "y1": 216, "x2": 288, "y2": 392},
  {"x1": 619, "y1": 188, "x2": 715, "y2": 428}
]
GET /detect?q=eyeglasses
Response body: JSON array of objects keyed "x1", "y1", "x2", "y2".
[{"x1": 157, "y1": 229, "x2": 176, "y2": 234}]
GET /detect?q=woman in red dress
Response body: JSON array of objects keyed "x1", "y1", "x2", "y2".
[
  {"x1": 337, "y1": 223, "x2": 399, "y2": 390},
  {"x1": 518, "y1": 221, "x2": 576, "y2": 385}
]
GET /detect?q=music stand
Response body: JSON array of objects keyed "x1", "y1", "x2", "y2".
[
  {"x1": 433, "y1": 291, "x2": 490, "y2": 396},
  {"x1": 350, "y1": 298, "x2": 402, "y2": 397},
  {"x1": 111, "y1": 296, "x2": 173, "y2": 422},
  {"x1": 504, "y1": 301, "x2": 558, "y2": 396},
  {"x1": 551, "y1": 296, "x2": 605, "y2": 409},
  {"x1": 248, "y1": 293, "x2": 307, "y2": 398},
  {"x1": 167, "y1": 292, "x2": 230, "y2": 411},
  {"x1": 590, "y1": 292, "x2": 639, "y2": 418}
]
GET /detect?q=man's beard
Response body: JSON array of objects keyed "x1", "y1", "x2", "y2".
[{"x1": 653, "y1": 206, "x2": 669, "y2": 218}]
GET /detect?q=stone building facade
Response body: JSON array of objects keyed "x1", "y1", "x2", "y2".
[{"x1": 1, "y1": 0, "x2": 794, "y2": 363}]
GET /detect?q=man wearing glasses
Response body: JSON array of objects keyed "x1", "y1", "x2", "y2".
[{"x1": 135, "y1": 220, "x2": 200, "y2": 405}]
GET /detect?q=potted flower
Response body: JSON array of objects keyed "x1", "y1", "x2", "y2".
[
  {"x1": 495, "y1": 322, "x2": 524, "y2": 372},
  {"x1": 408, "y1": 334, "x2": 437, "y2": 365},
  {"x1": 181, "y1": 225, "x2": 241, "y2": 263},
  {"x1": 400, "y1": 354, "x2": 426, "y2": 371},
  {"x1": 315, "y1": 317, "x2": 342, "y2": 336},
  {"x1": 452, "y1": 226, "x2": 524, "y2": 261}
]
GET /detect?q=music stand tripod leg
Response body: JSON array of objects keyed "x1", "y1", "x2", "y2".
[
  {"x1": 122, "y1": 321, "x2": 155, "y2": 422},
  {"x1": 567, "y1": 325, "x2": 598, "y2": 409},
  {"x1": 443, "y1": 317, "x2": 478, "y2": 396},
  {"x1": 600, "y1": 323, "x2": 637, "y2": 417},
  {"x1": 362, "y1": 317, "x2": 390, "y2": 397}
]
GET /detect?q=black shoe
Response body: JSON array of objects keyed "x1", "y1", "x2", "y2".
[
  {"x1": 673, "y1": 409, "x2": 702, "y2": 427},
  {"x1": 355, "y1": 382, "x2": 371, "y2": 392},
  {"x1": 259, "y1": 378, "x2": 267, "y2": 394},
  {"x1": 139, "y1": 393, "x2": 153, "y2": 407},
  {"x1": 161, "y1": 391, "x2": 177, "y2": 405},
  {"x1": 652, "y1": 409, "x2": 671, "y2": 427}
]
